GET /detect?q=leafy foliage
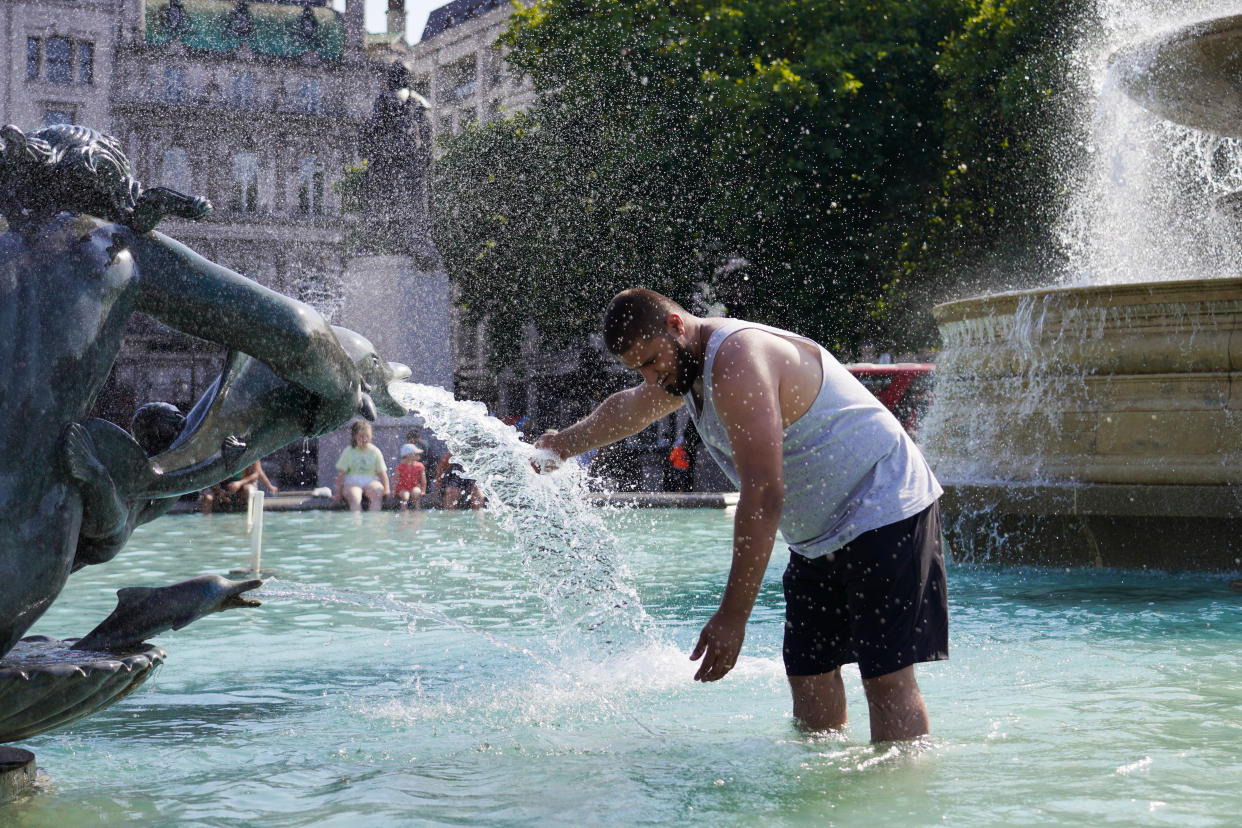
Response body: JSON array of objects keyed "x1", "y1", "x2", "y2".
[
  {"x1": 891, "y1": 0, "x2": 1096, "y2": 346},
  {"x1": 432, "y1": 0, "x2": 1092, "y2": 362}
]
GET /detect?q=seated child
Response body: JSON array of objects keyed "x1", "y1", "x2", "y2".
[
  {"x1": 199, "y1": 460, "x2": 277, "y2": 515},
  {"x1": 394, "y1": 443, "x2": 426, "y2": 510}
]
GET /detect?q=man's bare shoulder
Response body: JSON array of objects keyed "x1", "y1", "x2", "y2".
[
  {"x1": 710, "y1": 325, "x2": 822, "y2": 427},
  {"x1": 711, "y1": 326, "x2": 799, "y2": 375},
  {"x1": 709, "y1": 329, "x2": 788, "y2": 400}
]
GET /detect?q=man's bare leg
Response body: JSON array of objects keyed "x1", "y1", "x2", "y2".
[
  {"x1": 788, "y1": 668, "x2": 848, "y2": 732},
  {"x1": 861, "y1": 665, "x2": 929, "y2": 742}
]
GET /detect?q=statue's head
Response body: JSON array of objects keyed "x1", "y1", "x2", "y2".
[
  {"x1": 331, "y1": 326, "x2": 412, "y2": 417},
  {"x1": 384, "y1": 61, "x2": 411, "y2": 92},
  {"x1": 0, "y1": 124, "x2": 210, "y2": 233},
  {"x1": 130, "y1": 402, "x2": 188, "y2": 456}
]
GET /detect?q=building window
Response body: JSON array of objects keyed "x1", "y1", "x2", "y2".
[
  {"x1": 231, "y1": 72, "x2": 255, "y2": 109},
  {"x1": 162, "y1": 66, "x2": 187, "y2": 104},
  {"x1": 296, "y1": 156, "x2": 324, "y2": 216},
  {"x1": 160, "y1": 147, "x2": 193, "y2": 193},
  {"x1": 230, "y1": 152, "x2": 258, "y2": 213},
  {"x1": 293, "y1": 78, "x2": 322, "y2": 114},
  {"x1": 26, "y1": 39, "x2": 93, "y2": 85},
  {"x1": 43, "y1": 109, "x2": 74, "y2": 127},
  {"x1": 78, "y1": 42, "x2": 93, "y2": 85},
  {"x1": 46, "y1": 38, "x2": 72, "y2": 84},
  {"x1": 26, "y1": 38, "x2": 40, "y2": 81},
  {"x1": 439, "y1": 56, "x2": 477, "y2": 103}
]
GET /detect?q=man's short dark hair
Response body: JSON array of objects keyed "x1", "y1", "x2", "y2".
[{"x1": 602, "y1": 289, "x2": 688, "y2": 355}]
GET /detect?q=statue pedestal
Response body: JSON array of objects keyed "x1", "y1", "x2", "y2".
[
  {"x1": 0, "y1": 747, "x2": 34, "y2": 800},
  {"x1": 319, "y1": 255, "x2": 452, "y2": 486}
]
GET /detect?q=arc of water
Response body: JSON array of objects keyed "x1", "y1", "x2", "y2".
[{"x1": 391, "y1": 382, "x2": 654, "y2": 649}]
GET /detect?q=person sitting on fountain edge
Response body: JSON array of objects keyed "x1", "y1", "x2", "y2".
[{"x1": 534, "y1": 289, "x2": 947, "y2": 742}]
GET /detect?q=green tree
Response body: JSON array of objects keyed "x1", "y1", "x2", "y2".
[
  {"x1": 433, "y1": 0, "x2": 1090, "y2": 362},
  {"x1": 891, "y1": 0, "x2": 1095, "y2": 347}
]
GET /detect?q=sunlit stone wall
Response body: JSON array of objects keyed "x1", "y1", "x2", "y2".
[{"x1": 921, "y1": 277, "x2": 1242, "y2": 486}]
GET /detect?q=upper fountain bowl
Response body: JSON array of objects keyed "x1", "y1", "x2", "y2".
[{"x1": 1112, "y1": 14, "x2": 1242, "y2": 138}]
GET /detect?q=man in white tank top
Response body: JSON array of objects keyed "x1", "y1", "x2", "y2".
[{"x1": 536, "y1": 289, "x2": 946, "y2": 742}]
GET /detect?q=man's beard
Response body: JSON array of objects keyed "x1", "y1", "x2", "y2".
[{"x1": 663, "y1": 340, "x2": 703, "y2": 396}]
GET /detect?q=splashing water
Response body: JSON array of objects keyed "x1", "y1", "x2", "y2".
[
  {"x1": 391, "y1": 381, "x2": 653, "y2": 651},
  {"x1": 1057, "y1": 0, "x2": 1242, "y2": 286},
  {"x1": 256, "y1": 579, "x2": 662, "y2": 737},
  {"x1": 923, "y1": 1, "x2": 1242, "y2": 489}
]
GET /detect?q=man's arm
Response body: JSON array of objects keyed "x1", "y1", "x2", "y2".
[
  {"x1": 536, "y1": 382, "x2": 684, "y2": 460},
  {"x1": 689, "y1": 332, "x2": 786, "y2": 682}
]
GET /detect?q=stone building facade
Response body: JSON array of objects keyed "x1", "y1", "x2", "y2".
[
  {"x1": 0, "y1": 0, "x2": 441, "y2": 486},
  {"x1": 403, "y1": 0, "x2": 533, "y2": 412},
  {"x1": 105, "y1": 0, "x2": 376, "y2": 427},
  {"x1": 0, "y1": 0, "x2": 115, "y2": 129}
]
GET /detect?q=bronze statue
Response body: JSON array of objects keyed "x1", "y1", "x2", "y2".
[
  {"x1": 72, "y1": 575, "x2": 265, "y2": 652},
  {"x1": 357, "y1": 61, "x2": 439, "y2": 268},
  {"x1": 0, "y1": 124, "x2": 383, "y2": 662},
  {"x1": 66, "y1": 327, "x2": 411, "y2": 570}
]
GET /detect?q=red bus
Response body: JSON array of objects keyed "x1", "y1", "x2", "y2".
[{"x1": 846, "y1": 363, "x2": 935, "y2": 436}]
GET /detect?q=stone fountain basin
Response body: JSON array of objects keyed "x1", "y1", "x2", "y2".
[
  {"x1": 927, "y1": 276, "x2": 1242, "y2": 569},
  {"x1": 928, "y1": 276, "x2": 1242, "y2": 486},
  {"x1": 0, "y1": 636, "x2": 165, "y2": 743}
]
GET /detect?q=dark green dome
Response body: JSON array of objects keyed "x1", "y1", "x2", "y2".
[{"x1": 145, "y1": 0, "x2": 345, "y2": 62}]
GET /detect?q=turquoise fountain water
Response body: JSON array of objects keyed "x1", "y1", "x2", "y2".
[
  {"x1": 3, "y1": 385, "x2": 1240, "y2": 824},
  {"x1": 10, "y1": 509, "x2": 1242, "y2": 825}
]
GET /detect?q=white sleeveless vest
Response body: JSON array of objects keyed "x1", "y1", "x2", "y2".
[{"x1": 684, "y1": 319, "x2": 941, "y2": 558}]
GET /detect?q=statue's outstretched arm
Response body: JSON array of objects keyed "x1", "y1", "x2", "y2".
[{"x1": 127, "y1": 230, "x2": 363, "y2": 429}]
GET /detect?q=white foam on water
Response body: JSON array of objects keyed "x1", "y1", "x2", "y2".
[
  {"x1": 356, "y1": 638, "x2": 793, "y2": 749},
  {"x1": 1116, "y1": 755, "x2": 1154, "y2": 775},
  {"x1": 257, "y1": 579, "x2": 664, "y2": 738}
]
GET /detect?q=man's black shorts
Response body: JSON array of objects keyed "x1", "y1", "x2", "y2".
[{"x1": 782, "y1": 501, "x2": 948, "y2": 679}]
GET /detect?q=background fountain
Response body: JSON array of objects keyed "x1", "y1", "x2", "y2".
[{"x1": 922, "y1": 10, "x2": 1242, "y2": 569}]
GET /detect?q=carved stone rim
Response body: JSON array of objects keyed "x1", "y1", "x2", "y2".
[
  {"x1": 933, "y1": 276, "x2": 1242, "y2": 324},
  {"x1": 0, "y1": 637, "x2": 166, "y2": 744}
]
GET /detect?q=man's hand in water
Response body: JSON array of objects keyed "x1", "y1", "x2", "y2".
[
  {"x1": 690, "y1": 609, "x2": 747, "y2": 682},
  {"x1": 531, "y1": 431, "x2": 567, "y2": 473}
]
